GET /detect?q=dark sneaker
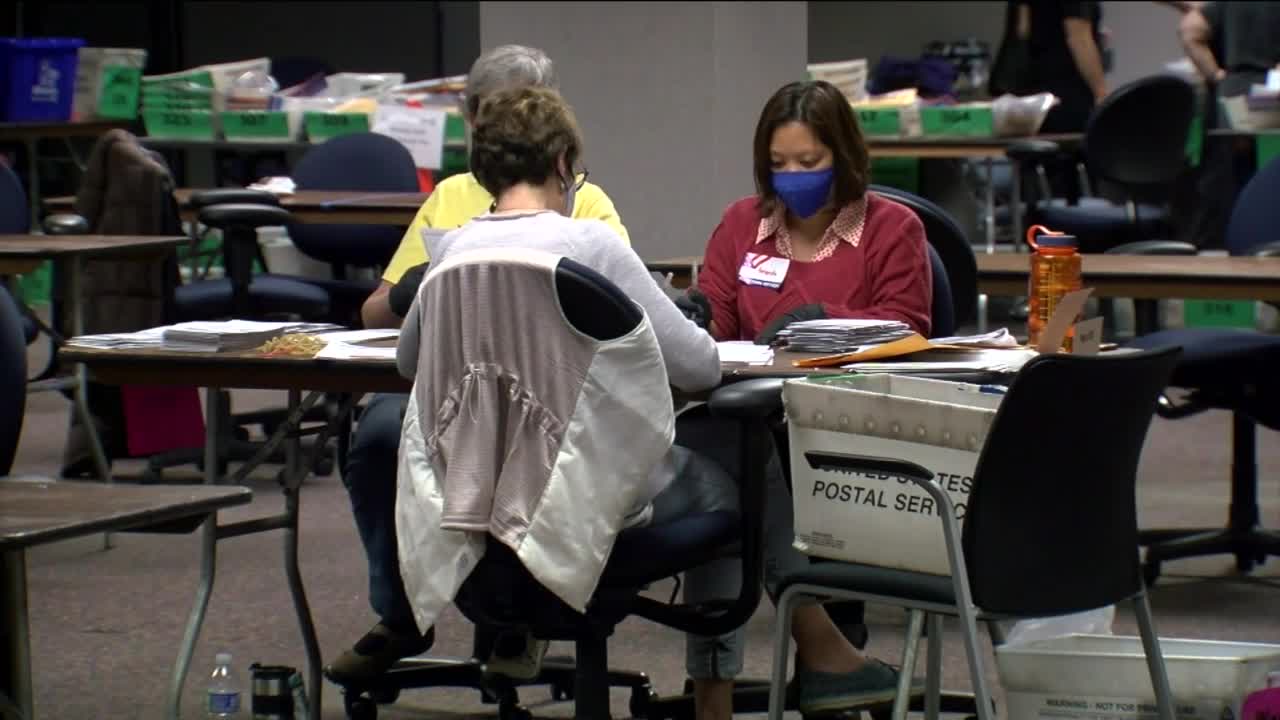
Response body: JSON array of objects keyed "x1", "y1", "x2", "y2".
[
  {"x1": 324, "y1": 624, "x2": 435, "y2": 685},
  {"x1": 795, "y1": 659, "x2": 924, "y2": 716}
]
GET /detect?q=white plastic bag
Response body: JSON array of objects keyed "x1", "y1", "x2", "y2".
[
  {"x1": 992, "y1": 92, "x2": 1059, "y2": 137},
  {"x1": 1005, "y1": 605, "x2": 1115, "y2": 646}
]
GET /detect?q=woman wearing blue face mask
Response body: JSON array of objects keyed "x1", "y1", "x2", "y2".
[
  {"x1": 674, "y1": 80, "x2": 931, "y2": 720},
  {"x1": 691, "y1": 80, "x2": 932, "y2": 345}
]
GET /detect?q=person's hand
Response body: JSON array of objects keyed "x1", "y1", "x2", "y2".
[
  {"x1": 388, "y1": 263, "x2": 430, "y2": 318},
  {"x1": 754, "y1": 304, "x2": 826, "y2": 346},
  {"x1": 674, "y1": 288, "x2": 712, "y2": 330}
]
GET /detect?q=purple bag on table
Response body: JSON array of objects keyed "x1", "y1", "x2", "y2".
[{"x1": 869, "y1": 56, "x2": 957, "y2": 99}]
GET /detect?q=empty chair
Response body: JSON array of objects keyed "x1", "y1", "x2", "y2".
[
  {"x1": 281, "y1": 133, "x2": 421, "y2": 326},
  {"x1": 1128, "y1": 154, "x2": 1280, "y2": 582}
]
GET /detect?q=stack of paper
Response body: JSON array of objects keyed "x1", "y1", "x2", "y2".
[
  {"x1": 161, "y1": 320, "x2": 340, "y2": 352},
  {"x1": 776, "y1": 319, "x2": 913, "y2": 353},
  {"x1": 717, "y1": 341, "x2": 775, "y2": 366},
  {"x1": 930, "y1": 328, "x2": 1020, "y2": 349},
  {"x1": 66, "y1": 326, "x2": 171, "y2": 350}
]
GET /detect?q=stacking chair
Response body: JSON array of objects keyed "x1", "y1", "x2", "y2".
[
  {"x1": 1129, "y1": 155, "x2": 1280, "y2": 582},
  {"x1": 756, "y1": 347, "x2": 1182, "y2": 720},
  {"x1": 336, "y1": 251, "x2": 768, "y2": 720},
  {"x1": 1009, "y1": 75, "x2": 1196, "y2": 254}
]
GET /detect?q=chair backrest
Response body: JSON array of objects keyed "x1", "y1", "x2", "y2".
[
  {"x1": 962, "y1": 347, "x2": 1181, "y2": 616},
  {"x1": 268, "y1": 56, "x2": 334, "y2": 89},
  {"x1": 869, "y1": 185, "x2": 976, "y2": 332},
  {"x1": 555, "y1": 257, "x2": 644, "y2": 340},
  {"x1": 1225, "y1": 155, "x2": 1280, "y2": 257},
  {"x1": 0, "y1": 160, "x2": 29, "y2": 233},
  {"x1": 288, "y1": 132, "x2": 420, "y2": 269},
  {"x1": 0, "y1": 284, "x2": 27, "y2": 476},
  {"x1": 1084, "y1": 75, "x2": 1195, "y2": 192}
]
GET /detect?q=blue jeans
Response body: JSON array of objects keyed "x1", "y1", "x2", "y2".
[{"x1": 342, "y1": 392, "x2": 416, "y2": 631}]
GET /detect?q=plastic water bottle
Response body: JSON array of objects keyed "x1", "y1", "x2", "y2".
[
  {"x1": 1242, "y1": 671, "x2": 1280, "y2": 719},
  {"x1": 1026, "y1": 224, "x2": 1083, "y2": 351},
  {"x1": 207, "y1": 652, "x2": 242, "y2": 718}
]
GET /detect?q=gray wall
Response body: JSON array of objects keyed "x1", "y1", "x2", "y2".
[{"x1": 479, "y1": 1, "x2": 808, "y2": 261}]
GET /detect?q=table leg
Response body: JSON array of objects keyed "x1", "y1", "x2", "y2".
[
  {"x1": 23, "y1": 138, "x2": 39, "y2": 233},
  {"x1": 60, "y1": 257, "x2": 113, "y2": 550},
  {"x1": 165, "y1": 389, "x2": 225, "y2": 720},
  {"x1": 975, "y1": 158, "x2": 996, "y2": 333},
  {"x1": 1010, "y1": 159, "x2": 1024, "y2": 251},
  {"x1": 1, "y1": 549, "x2": 32, "y2": 720},
  {"x1": 282, "y1": 389, "x2": 323, "y2": 720}
]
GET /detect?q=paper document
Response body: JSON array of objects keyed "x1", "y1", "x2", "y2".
[
  {"x1": 247, "y1": 176, "x2": 296, "y2": 195},
  {"x1": 374, "y1": 104, "x2": 447, "y2": 170},
  {"x1": 318, "y1": 329, "x2": 400, "y2": 344},
  {"x1": 314, "y1": 342, "x2": 398, "y2": 361},
  {"x1": 717, "y1": 341, "x2": 774, "y2": 365},
  {"x1": 777, "y1": 318, "x2": 913, "y2": 353},
  {"x1": 930, "y1": 327, "x2": 1020, "y2": 349}
]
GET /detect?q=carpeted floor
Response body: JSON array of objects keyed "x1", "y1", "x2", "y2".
[{"x1": 12, "y1": 339, "x2": 1280, "y2": 719}]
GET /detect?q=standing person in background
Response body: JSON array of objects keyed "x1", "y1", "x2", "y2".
[
  {"x1": 1008, "y1": 0, "x2": 1109, "y2": 133},
  {"x1": 1178, "y1": 1, "x2": 1280, "y2": 99}
]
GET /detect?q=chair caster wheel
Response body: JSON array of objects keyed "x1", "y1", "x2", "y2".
[
  {"x1": 499, "y1": 701, "x2": 532, "y2": 720},
  {"x1": 345, "y1": 694, "x2": 377, "y2": 720},
  {"x1": 630, "y1": 685, "x2": 658, "y2": 718},
  {"x1": 550, "y1": 680, "x2": 574, "y2": 702},
  {"x1": 1143, "y1": 561, "x2": 1161, "y2": 588}
]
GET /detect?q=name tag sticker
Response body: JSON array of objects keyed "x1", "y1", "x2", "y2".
[{"x1": 738, "y1": 252, "x2": 790, "y2": 289}]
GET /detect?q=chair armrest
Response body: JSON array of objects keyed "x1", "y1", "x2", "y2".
[
  {"x1": 802, "y1": 451, "x2": 934, "y2": 484},
  {"x1": 189, "y1": 188, "x2": 280, "y2": 208},
  {"x1": 42, "y1": 213, "x2": 90, "y2": 235},
  {"x1": 1005, "y1": 139, "x2": 1062, "y2": 164},
  {"x1": 1105, "y1": 240, "x2": 1198, "y2": 256},
  {"x1": 198, "y1": 203, "x2": 292, "y2": 230},
  {"x1": 707, "y1": 377, "x2": 786, "y2": 421},
  {"x1": 1252, "y1": 241, "x2": 1280, "y2": 258}
]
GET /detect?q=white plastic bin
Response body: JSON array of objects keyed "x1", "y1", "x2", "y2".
[
  {"x1": 783, "y1": 374, "x2": 1002, "y2": 576},
  {"x1": 996, "y1": 634, "x2": 1280, "y2": 720}
]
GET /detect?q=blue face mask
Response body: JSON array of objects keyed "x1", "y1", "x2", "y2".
[{"x1": 771, "y1": 168, "x2": 834, "y2": 219}]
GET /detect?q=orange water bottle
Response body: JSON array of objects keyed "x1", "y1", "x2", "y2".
[{"x1": 1026, "y1": 224, "x2": 1083, "y2": 351}]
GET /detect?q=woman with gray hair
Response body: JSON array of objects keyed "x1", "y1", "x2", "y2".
[{"x1": 328, "y1": 45, "x2": 632, "y2": 685}]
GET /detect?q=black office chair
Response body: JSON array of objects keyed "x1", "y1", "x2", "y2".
[
  {"x1": 336, "y1": 255, "x2": 769, "y2": 720},
  {"x1": 0, "y1": 284, "x2": 27, "y2": 476},
  {"x1": 760, "y1": 347, "x2": 1183, "y2": 720},
  {"x1": 1010, "y1": 75, "x2": 1197, "y2": 254},
  {"x1": 1128, "y1": 154, "x2": 1280, "y2": 583},
  {"x1": 870, "y1": 184, "x2": 978, "y2": 331}
]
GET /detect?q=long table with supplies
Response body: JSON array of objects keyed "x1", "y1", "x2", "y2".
[
  {"x1": 43, "y1": 189, "x2": 430, "y2": 226},
  {"x1": 57, "y1": 332, "x2": 1015, "y2": 720},
  {"x1": 647, "y1": 253, "x2": 1280, "y2": 302}
]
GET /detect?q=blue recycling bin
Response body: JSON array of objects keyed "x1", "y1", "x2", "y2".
[{"x1": 0, "y1": 37, "x2": 85, "y2": 122}]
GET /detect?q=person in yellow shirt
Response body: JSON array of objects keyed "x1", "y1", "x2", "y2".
[{"x1": 328, "y1": 45, "x2": 631, "y2": 685}]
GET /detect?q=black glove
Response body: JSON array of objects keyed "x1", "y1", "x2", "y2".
[
  {"x1": 674, "y1": 288, "x2": 712, "y2": 330},
  {"x1": 754, "y1": 303, "x2": 826, "y2": 345},
  {"x1": 388, "y1": 262, "x2": 430, "y2": 318}
]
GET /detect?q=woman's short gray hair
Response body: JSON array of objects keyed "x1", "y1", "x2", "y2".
[{"x1": 464, "y1": 45, "x2": 558, "y2": 118}]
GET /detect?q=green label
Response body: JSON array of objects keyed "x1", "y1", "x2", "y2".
[
  {"x1": 1185, "y1": 113, "x2": 1203, "y2": 168},
  {"x1": 15, "y1": 262, "x2": 52, "y2": 307},
  {"x1": 1184, "y1": 299, "x2": 1256, "y2": 329},
  {"x1": 856, "y1": 109, "x2": 901, "y2": 136},
  {"x1": 445, "y1": 112, "x2": 466, "y2": 143},
  {"x1": 304, "y1": 112, "x2": 370, "y2": 141},
  {"x1": 220, "y1": 111, "x2": 289, "y2": 138},
  {"x1": 920, "y1": 107, "x2": 994, "y2": 137},
  {"x1": 1257, "y1": 132, "x2": 1280, "y2": 170},
  {"x1": 97, "y1": 66, "x2": 142, "y2": 119},
  {"x1": 870, "y1": 157, "x2": 920, "y2": 194},
  {"x1": 143, "y1": 109, "x2": 215, "y2": 139}
]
